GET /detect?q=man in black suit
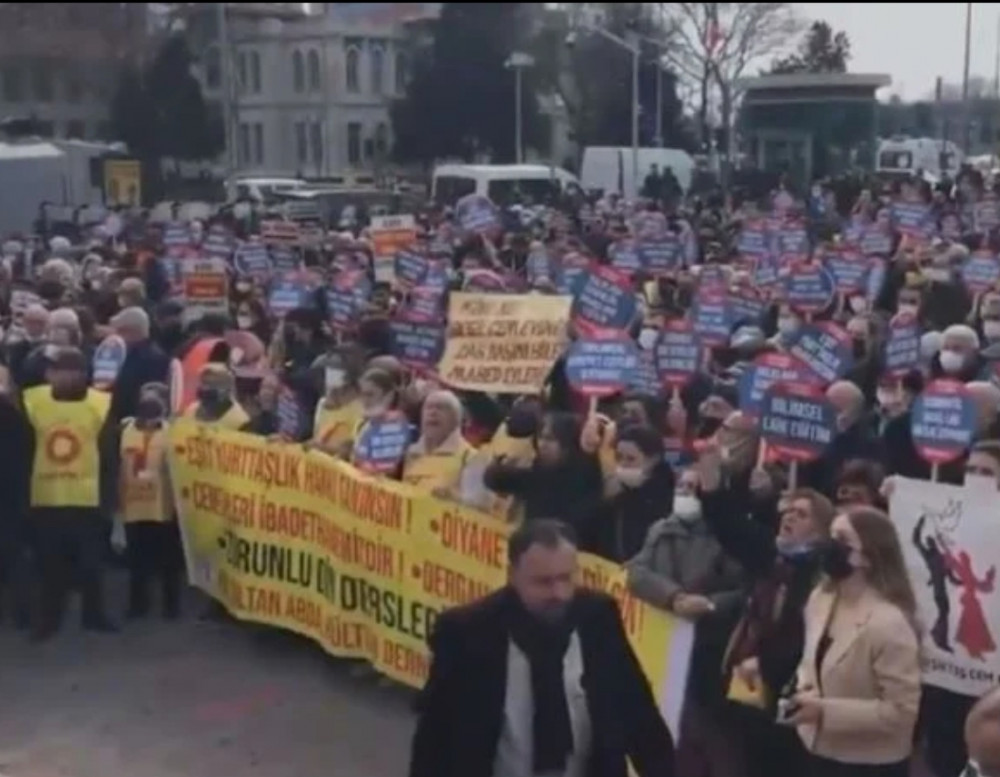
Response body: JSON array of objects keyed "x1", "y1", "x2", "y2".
[{"x1": 409, "y1": 519, "x2": 674, "y2": 777}]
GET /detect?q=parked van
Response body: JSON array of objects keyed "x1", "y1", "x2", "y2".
[
  {"x1": 431, "y1": 164, "x2": 579, "y2": 206},
  {"x1": 225, "y1": 176, "x2": 308, "y2": 203},
  {"x1": 876, "y1": 137, "x2": 963, "y2": 181}
]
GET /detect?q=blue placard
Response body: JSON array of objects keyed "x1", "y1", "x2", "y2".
[
  {"x1": 737, "y1": 220, "x2": 768, "y2": 255},
  {"x1": 203, "y1": 226, "x2": 234, "y2": 259},
  {"x1": 92, "y1": 335, "x2": 128, "y2": 387},
  {"x1": 825, "y1": 251, "x2": 869, "y2": 294},
  {"x1": 638, "y1": 236, "x2": 682, "y2": 275},
  {"x1": 527, "y1": 246, "x2": 556, "y2": 288},
  {"x1": 557, "y1": 253, "x2": 591, "y2": 296},
  {"x1": 395, "y1": 250, "x2": 428, "y2": 286},
  {"x1": 727, "y1": 290, "x2": 767, "y2": 324},
  {"x1": 564, "y1": 337, "x2": 641, "y2": 397},
  {"x1": 625, "y1": 351, "x2": 661, "y2": 398},
  {"x1": 353, "y1": 414, "x2": 412, "y2": 474},
  {"x1": 753, "y1": 253, "x2": 780, "y2": 288},
  {"x1": 691, "y1": 293, "x2": 732, "y2": 346},
  {"x1": 388, "y1": 316, "x2": 446, "y2": 370},
  {"x1": 654, "y1": 321, "x2": 703, "y2": 388},
  {"x1": 277, "y1": 387, "x2": 304, "y2": 440},
  {"x1": 456, "y1": 194, "x2": 499, "y2": 234},
  {"x1": 163, "y1": 221, "x2": 190, "y2": 248},
  {"x1": 883, "y1": 314, "x2": 921, "y2": 378},
  {"x1": 785, "y1": 263, "x2": 835, "y2": 314},
  {"x1": 961, "y1": 250, "x2": 1000, "y2": 293},
  {"x1": 865, "y1": 258, "x2": 887, "y2": 304},
  {"x1": 570, "y1": 265, "x2": 637, "y2": 335},
  {"x1": 268, "y1": 277, "x2": 309, "y2": 317},
  {"x1": 860, "y1": 227, "x2": 893, "y2": 256},
  {"x1": 234, "y1": 244, "x2": 272, "y2": 279},
  {"x1": 403, "y1": 286, "x2": 446, "y2": 322},
  {"x1": 787, "y1": 322, "x2": 854, "y2": 385},
  {"x1": 325, "y1": 285, "x2": 361, "y2": 330},
  {"x1": 760, "y1": 382, "x2": 837, "y2": 462},
  {"x1": 270, "y1": 246, "x2": 301, "y2": 274},
  {"x1": 777, "y1": 221, "x2": 809, "y2": 255},
  {"x1": 609, "y1": 239, "x2": 643, "y2": 274},
  {"x1": 893, "y1": 202, "x2": 932, "y2": 237},
  {"x1": 738, "y1": 352, "x2": 812, "y2": 418},
  {"x1": 910, "y1": 380, "x2": 977, "y2": 464}
]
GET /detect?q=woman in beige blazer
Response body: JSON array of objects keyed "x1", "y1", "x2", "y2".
[{"x1": 785, "y1": 506, "x2": 922, "y2": 777}]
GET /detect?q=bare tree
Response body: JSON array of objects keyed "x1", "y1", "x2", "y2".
[{"x1": 658, "y1": 2, "x2": 802, "y2": 161}]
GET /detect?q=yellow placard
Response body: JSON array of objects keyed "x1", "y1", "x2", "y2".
[
  {"x1": 436, "y1": 292, "x2": 571, "y2": 395},
  {"x1": 103, "y1": 159, "x2": 141, "y2": 207},
  {"x1": 169, "y1": 419, "x2": 692, "y2": 730}
]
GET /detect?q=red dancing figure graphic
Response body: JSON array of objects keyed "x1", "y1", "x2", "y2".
[{"x1": 941, "y1": 538, "x2": 997, "y2": 661}]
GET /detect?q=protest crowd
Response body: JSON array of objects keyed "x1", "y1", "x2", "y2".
[{"x1": 2, "y1": 167, "x2": 1000, "y2": 777}]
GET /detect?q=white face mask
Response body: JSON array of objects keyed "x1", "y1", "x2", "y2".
[
  {"x1": 848, "y1": 295, "x2": 868, "y2": 314},
  {"x1": 615, "y1": 465, "x2": 647, "y2": 488},
  {"x1": 964, "y1": 473, "x2": 999, "y2": 492},
  {"x1": 777, "y1": 317, "x2": 800, "y2": 336},
  {"x1": 939, "y1": 349, "x2": 966, "y2": 374},
  {"x1": 983, "y1": 319, "x2": 1000, "y2": 341},
  {"x1": 638, "y1": 327, "x2": 659, "y2": 351},
  {"x1": 672, "y1": 494, "x2": 702, "y2": 521},
  {"x1": 325, "y1": 367, "x2": 347, "y2": 392},
  {"x1": 924, "y1": 267, "x2": 951, "y2": 283},
  {"x1": 236, "y1": 315, "x2": 253, "y2": 330},
  {"x1": 897, "y1": 303, "x2": 919, "y2": 318}
]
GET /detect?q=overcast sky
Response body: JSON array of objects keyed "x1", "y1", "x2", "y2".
[{"x1": 801, "y1": 3, "x2": 1000, "y2": 99}]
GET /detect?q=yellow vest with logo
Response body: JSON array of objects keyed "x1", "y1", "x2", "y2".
[
  {"x1": 402, "y1": 438, "x2": 475, "y2": 493},
  {"x1": 183, "y1": 400, "x2": 249, "y2": 431},
  {"x1": 119, "y1": 420, "x2": 173, "y2": 523},
  {"x1": 314, "y1": 398, "x2": 363, "y2": 450},
  {"x1": 24, "y1": 386, "x2": 110, "y2": 508}
]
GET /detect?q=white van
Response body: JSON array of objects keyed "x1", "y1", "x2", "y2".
[
  {"x1": 225, "y1": 176, "x2": 308, "y2": 203},
  {"x1": 431, "y1": 164, "x2": 579, "y2": 206},
  {"x1": 877, "y1": 137, "x2": 963, "y2": 181}
]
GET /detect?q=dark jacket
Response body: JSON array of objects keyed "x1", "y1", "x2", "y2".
[
  {"x1": 581, "y1": 462, "x2": 675, "y2": 563},
  {"x1": 409, "y1": 587, "x2": 674, "y2": 777},
  {"x1": 800, "y1": 420, "x2": 883, "y2": 500},
  {"x1": 0, "y1": 394, "x2": 32, "y2": 544},
  {"x1": 881, "y1": 411, "x2": 965, "y2": 485},
  {"x1": 484, "y1": 453, "x2": 604, "y2": 533},
  {"x1": 109, "y1": 339, "x2": 171, "y2": 423},
  {"x1": 701, "y1": 486, "x2": 819, "y2": 707}
]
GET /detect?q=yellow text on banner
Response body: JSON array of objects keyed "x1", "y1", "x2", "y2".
[
  {"x1": 437, "y1": 292, "x2": 571, "y2": 395},
  {"x1": 168, "y1": 420, "x2": 692, "y2": 732}
]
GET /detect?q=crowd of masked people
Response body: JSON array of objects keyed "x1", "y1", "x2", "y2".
[{"x1": 1, "y1": 168, "x2": 1000, "y2": 777}]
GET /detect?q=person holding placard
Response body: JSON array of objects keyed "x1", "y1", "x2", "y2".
[{"x1": 311, "y1": 356, "x2": 364, "y2": 457}]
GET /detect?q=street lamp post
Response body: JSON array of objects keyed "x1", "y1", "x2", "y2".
[{"x1": 505, "y1": 52, "x2": 535, "y2": 164}]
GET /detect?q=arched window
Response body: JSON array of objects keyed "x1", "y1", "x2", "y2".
[
  {"x1": 345, "y1": 47, "x2": 359, "y2": 93},
  {"x1": 292, "y1": 50, "x2": 305, "y2": 93},
  {"x1": 394, "y1": 51, "x2": 407, "y2": 93},
  {"x1": 249, "y1": 51, "x2": 262, "y2": 93},
  {"x1": 370, "y1": 47, "x2": 384, "y2": 95},
  {"x1": 374, "y1": 122, "x2": 388, "y2": 158},
  {"x1": 307, "y1": 50, "x2": 321, "y2": 91}
]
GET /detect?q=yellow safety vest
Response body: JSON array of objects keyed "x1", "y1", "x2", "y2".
[
  {"x1": 313, "y1": 398, "x2": 363, "y2": 450},
  {"x1": 24, "y1": 386, "x2": 110, "y2": 508},
  {"x1": 183, "y1": 400, "x2": 249, "y2": 431},
  {"x1": 401, "y1": 439, "x2": 475, "y2": 493},
  {"x1": 119, "y1": 420, "x2": 172, "y2": 523}
]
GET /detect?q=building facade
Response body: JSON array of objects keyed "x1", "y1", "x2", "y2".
[
  {"x1": 187, "y1": 3, "x2": 440, "y2": 178},
  {"x1": 0, "y1": 3, "x2": 150, "y2": 141}
]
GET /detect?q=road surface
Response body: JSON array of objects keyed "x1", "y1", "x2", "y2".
[{"x1": 0, "y1": 572, "x2": 415, "y2": 777}]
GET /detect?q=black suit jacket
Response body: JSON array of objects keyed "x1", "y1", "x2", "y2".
[{"x1": 409, "y1": 588, "x2": 674, "y2": 777}]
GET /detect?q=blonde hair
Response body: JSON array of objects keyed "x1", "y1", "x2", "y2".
[{"x1": 845, "y1": 507, "x2": 918, "y2": 623}]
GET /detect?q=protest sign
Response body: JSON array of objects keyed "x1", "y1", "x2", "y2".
[
  {"x1": 638, "y1": 235, "x2": 683, "y2": 276},
  {"x1": 760, "y1": 382, "x2": 837, "y2": 462},
  {"x1": 557, "y1": 251, "x2": 592, "y2": 296},
  {"x1": 753, "y1": 253, "x2": 780, "y2": 289},
  {"x1": 388, "y1": 316, "x2": 446, "y2": 372},
  {"x1": 203, "y1": 225, "x2": 234, "y2": 259},
  {"x1": 727, "y1": 288, "x2": 767, "y2": 325},
  {"x1": 92, "y1": 334, "x2": 128, "y2": 390},
  {"x1": 261, "y1": 220, "x2": 301, "y2": 246},
  {"x1": 394, "y1": 249, "x2": 428, "y2": 288},
  {"x1": 973, "y1": 198, "x2": 1000, "y2": 233},
  {"x1": 860, "y1": 226, "x2": 893, "y2": 256},
  {"x1": 893, "y1": 202, "x2": 932, "y2": 238},
  {"x1": 737, "y1": 219, "x2": 768, "y2": 255},
  {"x1": 325, "y1": 274, "x2": 366, "y2": 332},
  {"x1": 654, "y1": 320, "x2": 704, "y2": 389},
  {"x1": 402, "y1": 286, "x2": 446, "y2": 323},
  {"x1": 352, "y1": 412, "x2": 412, "y2": 474},
  {"x1": 234, "y1": 243, "x2": 272, "y2": 280},
  {"x1": 883, "y1": 313, "x2": 922, "y2": 378},
  {"x1": 625, "y1": 351, "x2": 661, "y2": 398},
  {"x1": 825, "y1": 249, "x2": 869, "y2": 294},
  {"x1": 776, "y1": 219, "x2": 808, "y2": 257},
  {"x1": 609, "y1": 239, "x2": 643, "y2": 275},
  {"x1": 784, "y1": 262, "x2": 835, "y2": 315},
  {"x1": 455, "y1": 194, "x2": 499, "y2": 235},
  {"x1": 163, "y1": 221, "x2": 191, "y2": 255},
  {"x1": 438, "y1": 293, "x2": 570, "y2": 394},
  {"x1": 527, "y1": 245, "x2": 557, "y2": 289},
  {"x1": 787, "y1": 321, "x2": 854, "y2": 385},
  {"x1": 961, "y1": 250, "x2": 1000, "y2": 295},
  {"x1": 738, "y1": 352, "x2": 813, "y2": 418},
  {"x1": 462, "y1": 269, "x2": 509, "y2": 294},
  {"x1": 370, "y1": 214, "x2": 417, "y2": 283},
  {"x1": 181, "y1": 257, "x2": 229, "y2": 325},
  {"x1": 865, "y1": 257, "x2": 887, "y2": 305},
  {"x1": 268, "y1": 276, "x2": 311, "y2": 318},
  {"x1": 892, "y1": 478, "x2": 1000, "y2": 698},
  {"x1": 910, "y1": 380, "x2": 977, "y2": 465},
  {"x1": 270, "y1": 246, "x2": 301, "y2": 274},
  {"x1": 169, "y1": 420, "x2": 694, "y2": 734},
  {"x1": 564, "y1": 336, "x2": 642, "y2": 397},
  {"x1": 691, "y1": 292, "x2": 731, "y2": 347},
  {"x1": 570, "y1": 265, "x2": 637, "y2": 336}
]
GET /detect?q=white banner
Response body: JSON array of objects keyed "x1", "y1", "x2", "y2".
[{"x1": 891, "y1": 477, "x2": 1000, "y2": 697}]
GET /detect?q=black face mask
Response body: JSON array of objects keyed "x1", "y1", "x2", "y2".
[
  {"x1": 852, "y1": 338, "x2": 868, "y2": 359},
  {"x1": 136, "y1": 398, "x2": 165, "y2": 422},
  {"x1": 197, "y1": 386, "x2": 228, "y2": 408},
  {"x1": 820, "y1": 539, "x2": 855, "y2": 580}
]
